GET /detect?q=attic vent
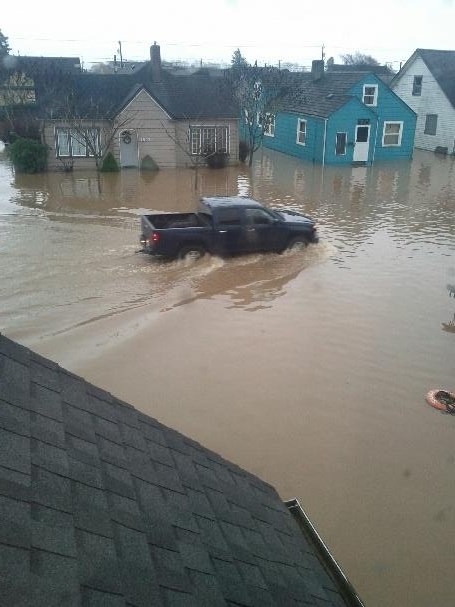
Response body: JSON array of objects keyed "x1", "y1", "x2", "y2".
[{"x1": 326, "y1": 93, "x2": 334, "y2": 99}]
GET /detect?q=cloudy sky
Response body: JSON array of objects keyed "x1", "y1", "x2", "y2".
[{"x1": 2, "y1": 0, "x2": 454, "y2": 70}]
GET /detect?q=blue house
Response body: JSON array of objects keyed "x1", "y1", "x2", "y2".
[{"x1": 260, "y1": 61, "x2": 416, "y2": 165}]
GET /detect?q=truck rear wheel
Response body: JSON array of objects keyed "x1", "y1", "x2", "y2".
[{"x1": 178, "y1": 245, "x2": 206, "y2": 262}]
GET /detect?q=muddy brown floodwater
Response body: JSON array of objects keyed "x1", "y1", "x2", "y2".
[{"x1": 1, "y1": 146, "x2": 454, "y2": 607}]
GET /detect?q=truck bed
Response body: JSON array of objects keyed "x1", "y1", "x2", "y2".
[{"x1": 144, "y1": 213, "x2": 211, "y2": 230}]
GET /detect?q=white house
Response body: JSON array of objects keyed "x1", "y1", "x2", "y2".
[{"x1": 391, "y1": 49, "x2": 455, "y2": 154}]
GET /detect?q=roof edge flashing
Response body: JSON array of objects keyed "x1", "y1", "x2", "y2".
[{"x1": 285, "y1": 498, "x2": 365, "y2": 607}]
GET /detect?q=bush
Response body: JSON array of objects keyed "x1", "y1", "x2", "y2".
[
  {"x1": 205, "y1": 151, "x2": 229, "y2": 169},
  {"x1": 100, "y1": 152, "x2": 120, "y2": 172},
  {"x1": 239, "y1": 140, "x2": 250, "y2": 163},
  {"x1": 7, "y1": 137, "x2": 48, "y2": 173},
  {"x1": 140, "y1": 154, "x2": 159, "y2": 171}
]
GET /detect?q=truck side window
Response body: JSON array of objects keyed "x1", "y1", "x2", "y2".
[
  {"x1": 245, "y1": 208, "x2": 274, "y2": 225},
  {"x1": 217, "y1": 208, "x2": 242, "y2": 226}
]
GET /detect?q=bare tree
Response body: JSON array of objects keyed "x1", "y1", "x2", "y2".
[
  {"x1": 341, "y1": 52, "x2": 380, "y2": 66},
  {"x1": 224, "y1": 55, "x2": 291, "y2": 166},
  {"x1": 56, "y1": 91, "x2": 136, "y2": 170},
  {"x1": 161, "y1": 119, "x2": 211, "y2": 191}
]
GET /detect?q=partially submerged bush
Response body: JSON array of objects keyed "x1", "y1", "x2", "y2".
[
  {"x1": 141, "y1": 154, "x2": 159, "y2": 171},
  {"x1": 7, "y1": 137, "x2": 48, "y2": 173},
  {"x1": 100, "y1": 152, "x2": 120, "y2": 172},
  {"x1": 205, "y1": 151, "x2": 229, "y2": 169}
]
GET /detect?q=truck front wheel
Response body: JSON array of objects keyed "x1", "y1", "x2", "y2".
[
  {"x1": 286, "y1": 236, "x2": 308, "y2": 252},
  {"x1": 178, "y1": 245, "x2": 206, "y2": 262}
]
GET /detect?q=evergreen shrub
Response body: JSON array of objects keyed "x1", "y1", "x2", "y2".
[
  {"x1": 100, "y1": 152, "x2": 120, "y2": 172},
  {"x1": 7, "y1": 137, "x2": 48, "y2": 173}
]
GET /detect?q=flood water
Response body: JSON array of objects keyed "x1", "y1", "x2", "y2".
[{"x1": 1, "y1": 147, "x2": 454, "y2": 607}]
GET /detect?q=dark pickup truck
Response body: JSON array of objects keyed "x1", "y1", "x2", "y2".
[{"x1": 140, "y1": 196, "x2": 318, "y2": 260}]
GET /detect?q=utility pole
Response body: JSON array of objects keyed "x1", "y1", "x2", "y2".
[{"x1": 118, "y1": 41, "x2": 123, "y2": 69}]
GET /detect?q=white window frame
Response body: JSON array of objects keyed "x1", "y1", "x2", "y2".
[
  {"x1": 363, "y1": 84, "x2": 378, "y2": 106},
  {"x1": 382, "y1": 121, "x2": 403, "y2": 147},
  {"x1": 263, "y1": 113, "x2": 275, "y2": 137},
  {"x1": 55, "y1": 127, "x2": 101, "y2": 157},
  {"x1": 335, "y1": 132, "x2": 347, "y2": 155},
  {"x1": 189, "y1": 125, "x2": 230, "y2": 155},
  {"x1": 296, "y1": 119, "x2": 306, "y2": 145}
]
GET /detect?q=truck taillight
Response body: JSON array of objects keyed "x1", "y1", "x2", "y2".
[{"x1": 151, "y1": 232, "x2": 160, "y2": 243}]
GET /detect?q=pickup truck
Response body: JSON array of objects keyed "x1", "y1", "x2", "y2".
[{"x1": 140, "y1": 196, "x2": 318, "y2": 260}]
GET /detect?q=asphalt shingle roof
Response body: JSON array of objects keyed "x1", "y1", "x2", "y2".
[
  {"x1": 33, "y1": 64, "x2": 237, "y2": 120},
  {"x1": 0, "y1": 333, "x2": 355, "y2": 606},
  {"x1": 416, "y1": 49, "x2": 455, "y2": 108},
  {"x1": 278, "y1": 72, "x2": 367, "y2": 118}
]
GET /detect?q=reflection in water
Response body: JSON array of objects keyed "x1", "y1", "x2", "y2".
[{"x1": 1, "y1": 148, "x2": 455, "y2": 607}]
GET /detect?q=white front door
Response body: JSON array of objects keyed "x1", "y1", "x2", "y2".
[
  {"x1": 353, "y1": 125, "x2": 370, "y2": 162},
  {"x1": 120, "y1": 130, "x2": 138, "y2": 167}
]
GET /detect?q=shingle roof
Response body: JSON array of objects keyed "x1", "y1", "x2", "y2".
[
  {"x1": 1, "y1": 55, "x2": 81, "y2": 75},
  {"x1": 278, "y1": 72, "x2": 369, "y2": 118},
  {"x1": 35, "y1": 64, "x2": 237, "y2": 120},
  {"x1": 416, "y1": 49, "x2": 455, "y2": 107},
  {"x1": 0, "y1": 333, "x2": 357, "y2": 606},
  {"x1": 326, "y1": 64, "x2": 394, "y2": 84}
]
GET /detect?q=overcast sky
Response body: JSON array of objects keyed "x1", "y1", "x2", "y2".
[{"x1": 3, "y1": 0, "x2": 454, "y2": 70}]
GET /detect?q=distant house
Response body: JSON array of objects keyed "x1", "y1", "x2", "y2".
[
  {"x1": 260, "y1": 60, "x2": 416, "y2": 166},
  {"x1": 0, "y1": 55, "x2": 81, "y2": 107},
  {"x1": 326, "y1": 62, "x2": 395, "y2": 85},
  {"x1": 391, "y1": 49, "x2": 455, "y2": 154},
  {"x1": 0, "y1": 56, "x2": 81, "y2": 141},
  {"x1": 39, "y1": 44, "x2": 238, "y2": 170}
]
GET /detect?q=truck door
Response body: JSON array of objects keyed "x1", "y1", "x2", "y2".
[
  {"x1": 244, "y1": 208, "x2": 284, "y2": 252},
  {"x1": 214, "y1": 207, "x2": 249, "y2": 254}
]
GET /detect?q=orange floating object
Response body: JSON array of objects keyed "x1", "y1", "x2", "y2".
[{"x1": 426, "y1": 389, "x2": 455, "y2": 413}]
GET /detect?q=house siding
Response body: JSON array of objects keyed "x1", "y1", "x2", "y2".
[
  {"x1": 174, "y1": 119, "x2": 239, "y2": 167},
  {"x1": 262, "y1": 112, "x2": 325, "y2": 163},
  {"x1": 325, "y1": 100, "x2": 377, "y2": 165},
  {"x1": 43, "y1": 120, "x2": 112, "y2": 171},
  {"x1": 115, "y1": 89, "x2": 176, "y2": 168},
  {"x1": 349, "y1": 75, "x2": 416, "y2": 161},
  {"x1": 392, "y1": 56, "x2": 455, "y2": 153}
]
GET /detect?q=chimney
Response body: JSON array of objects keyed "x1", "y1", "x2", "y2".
[
  {"x1": 150, "y1": 42, "x2": 161, "y2": 82},
  {"x1": 311, "y1": 59, "x2": 324, "y2": 81}
]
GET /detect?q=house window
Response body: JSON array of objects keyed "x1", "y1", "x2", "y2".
[
  {"x1": 412, "y1": 76, "x2": 423, "y2": 96},
  {"x1": 382, "y1": 121, "x2": 403, "y2": 146},
  {"x1": 190, "y1": 126, "x2": 229, "y2": 155},
  {"x1": 263, "y1": 113, "x2": 275, "y2": 137},
  {"x1": 363, "y1": 84, "x2": 378, "y2": 106},
  {"x1": 296, "y1": 119, "x2": 306, "y2": 145},
  {"x1": 424, "y1": 114, "x2": 438, "y2": 136},
  {"x1": 55, "y1": 127, "x2": 100, "y2": 157},
  {"x1": 335, "y1": 132, "x2": 347, "y2": 155}
]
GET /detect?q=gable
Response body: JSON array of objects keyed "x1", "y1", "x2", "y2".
[
  {"x1": 393, "y1": 50, "x2": 455, "y2": 109},
  {"x1": 350, "y1": 73, "x2": 416, "y2": 117},
  {"x1": 116, "y1": 87, "x2": 171, "y2": 120}
]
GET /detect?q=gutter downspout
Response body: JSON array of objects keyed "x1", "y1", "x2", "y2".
[
  {"x1": 371, "y1": 115, "x2": 379, "y2": 166},
  {"x1": 322, "y1": 118, "x2": 328, "y2": 168},
  {"x1": 285, "y1": 498, "x2": 365, "y2": 607}
]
